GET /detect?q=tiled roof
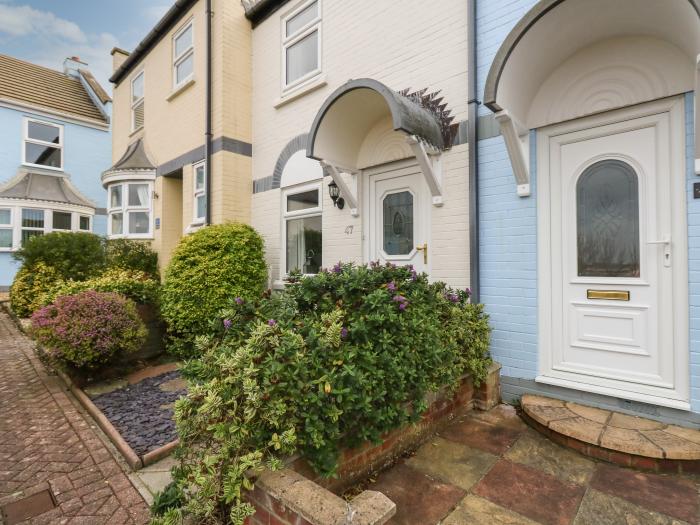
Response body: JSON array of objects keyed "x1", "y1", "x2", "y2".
[{"x1": 0, "y1": 54, "x2": 108, "y2": 124}]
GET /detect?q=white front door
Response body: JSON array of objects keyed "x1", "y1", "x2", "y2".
[
  {"x1": 538, "y1": 97, "x2": 689, "y2": 409},
  {"x1": 366, "y1": 161, "x2": 429, "y2": 274}
]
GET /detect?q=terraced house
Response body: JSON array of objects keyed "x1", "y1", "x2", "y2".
[
  {"x1": 0, "y1": 54, "x2": 111, "y2": 288},
  {"x1": 104, "y1": 0, "x2": 252, "y2": 269}
]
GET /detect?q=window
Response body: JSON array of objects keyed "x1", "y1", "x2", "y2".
[
  {"x1": 52, "y1": 211, "x2": 72, "y2": 231},
  {"x1": 0, "y1": 208, "x2": 12, "y2": 249},
  {"x1": 282, "y1": 0, "x2": 321, "y2": 90},
  {"x1": 108, "y1": 182, "x2": 152, "y2": 238},
  {"x1": 131, "y1": 71, "x2": 145, "y2": 131},
  {"x1": 193, "y1": 161, "x2": 206, "y2": 223},
  {"x1": 173, "y1": 20, "x2": 194, "y2": 89},
  {"x1": 576, "y1": 159, "x2": 640, "y2": 278},
  {"x1": 283, "y1": 184, "x2": 322, "y2": 275},
  {"x1": 79, "y1": 215, "x2": 90, "y2": 231},
  {"x1": 21, "y1": 208, "x2": 44, "y2": 244},
  {"x1": 24, "y1": 119, "x2": 63, "y2": 170}
]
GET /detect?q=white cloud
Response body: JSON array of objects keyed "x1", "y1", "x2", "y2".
[{"x1": 0, "y1": 3, "x2": 117, "y2": 93}]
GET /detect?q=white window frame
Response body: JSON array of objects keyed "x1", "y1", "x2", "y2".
[
  {"x1": 22, "y1": 118, "x2": 64, "y2": 171},
  {"x1": 193, "y1": 160, "x2": 206, "y2": 224},
  {"x1": 281, "y1": 182, "x2": 322, "y2": 277},
  {"x1": 107, "y1": 181, "x2": 153, "y2": 239},
  {"x1": 281, "y1": 0, "x2": 322, "y2": 92},
  {"x1": 131, "y1": 71, "x2": 145, "y2": 132},
  {"x1": 173, "y1": 19, "x2": 195, "y2": 90},
  {"x1": 0, "y1": 207, "x2": 13, "y2": 252},
  {"x1": 78, "y1": 215, "x2": 91, "y2": 231},
  {"x1": 21, "y1": 208, "x2": 46, "y2": 245}
]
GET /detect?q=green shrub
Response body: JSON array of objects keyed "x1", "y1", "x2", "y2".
[
  {"x1": 13, "y1": 232, "x2": 105, "y2": 281},
  {"x1": 10, "y1": 262, "x2": 62, "y2": 318},
  {"x1": 105, "y1": 238, "x2": 159, "y2": 278},
  {"x1": 159, "y1": 263, "x2": 490, "y2": 524},
  {"x1": 160, "y1": 223, "x2": 267, "y2": 354},
  {"x1": 30, "y1": 291, "x2": 147, "y2": 369},
  {"x1": 44, "y1": 268, "x2": 160, "y2": 307}
]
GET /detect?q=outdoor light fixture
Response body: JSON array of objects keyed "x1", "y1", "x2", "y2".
[{"x1": 328, "y1": 180, "x2": 345, "y2": 209}]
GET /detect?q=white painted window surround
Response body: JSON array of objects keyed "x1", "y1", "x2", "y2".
[
  {"x1": 0, "y1": 205, "x2": 93, "y2": 252},
  {"x1": 107, "y1": 181, "x2": 153, "y2": 239},
  {"x1": 23, "y1": 118, "x2": 63, "y2": 171},
  {"x1": 282, "y1": 0, "x2": 321, "y2": 92},
  {"x1": 173, "y1": 19, "x2": 194, "y2": 90},
  {"x1": 131, "y1": 71, "x2": 145, "y2": 132}
]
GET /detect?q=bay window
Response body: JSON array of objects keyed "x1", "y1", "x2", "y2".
[
  {"x1": 282, "y1": 0, "x2": 321, "y2": 90},
  {"x1": 173, "y1": 20, "x2": 194, "y2": 89},
  {"x1": 24, "y1": 119, "x2": 63, "y2": 170},
  {"x1": 108, "y1": 182, "x2": 152, "y2": 238},
  {"x1": 283, "y1": 184, "x2": 322, "y2": 275},
  {"x1": 0, "y1": 206, "x2": 93, "y2": 250},
  {"x1": 0, "y1": 208, "x2": 12, "y2": 249},
  {"x1": 21, "y1": 208, "x2": 44, "y2": 244}
]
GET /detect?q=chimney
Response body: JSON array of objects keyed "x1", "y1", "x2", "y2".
[
  {"x1": 63, "y1": 56, "x2": 88, "y2": 78},
  {"x1": 111, "y1": 47, "x2": 130, "y2": 75}
]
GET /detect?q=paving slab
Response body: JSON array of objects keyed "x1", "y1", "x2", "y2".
[
  {"x1": 439, "y1": 418, "x2": 523, "y2": 455},
  {"x1": 442, "y1": 494, "x2": 539, "y2": 525},
  {"x1": 573, "y1": 489, "x2": 691, "y2": 525}
]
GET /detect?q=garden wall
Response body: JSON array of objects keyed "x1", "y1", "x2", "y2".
[{"x1": 245, "y1": 362, "x2": 501, "y2": 525}]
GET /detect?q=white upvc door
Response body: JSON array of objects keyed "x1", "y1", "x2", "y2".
[
  {"x1": 537, "y1": 97, "x2": 689, "y2": 410},
  {"x1": 366, "y1": 161, "x2": 430, "y2": 274}
]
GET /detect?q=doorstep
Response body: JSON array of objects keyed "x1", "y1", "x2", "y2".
[{"x1": 521, "y1": 394, "x2": 700, "y2": 473}]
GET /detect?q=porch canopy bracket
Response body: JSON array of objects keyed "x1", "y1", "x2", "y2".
[
  {"x1": 494, "y1": 110, "x2": 530, "y2": 197},
  {"x1": 406, "y1": 135, "x2": 444, "y2": 206},
  {"x1": 320, "y1": 161, "x2": 359, "y2": 217}
]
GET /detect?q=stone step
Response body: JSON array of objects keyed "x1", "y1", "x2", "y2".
[{"x1": 521, "y1": 395, "x2": 700, "y2": 473}]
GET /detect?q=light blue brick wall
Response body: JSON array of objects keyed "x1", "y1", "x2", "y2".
[
  {"x1": 0, "y1": 105, "x2": 110, "y2": 286},
  {"x1": 686, "y1": 92, "x2": 700, "y2": 412}
]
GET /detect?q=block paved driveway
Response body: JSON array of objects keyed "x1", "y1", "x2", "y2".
[
  {"x1": 0, "y1": 309, "x2": 150, "y2": 524},
  {"x1": 369, "y1": 404, "x2": 700, "y2": 524}
]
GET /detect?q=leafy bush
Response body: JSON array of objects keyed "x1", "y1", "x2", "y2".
[
  {"x1": 13, "y1": 232, "x2": 105, "y2": 281},
  {"x1": 160, "y1": 223, "x2": 267, "y2": 354},
  {"x1": 105, "y1": 238, "x2": 159, "y2": 278},
  {"x1": 43, "y1": 268, "x2": 160, "y2": 307},
  {"x1": 9, "y1": 262, "x2": 62, "y2": 318},
  {"x1": 159, "y1": 263, "x2": 490, "y2": 524},
  {"x1": 30, "y1": 291, "x2": 147, "y2": 369}
]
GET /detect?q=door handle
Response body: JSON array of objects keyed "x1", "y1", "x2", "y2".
[
  {"x1": 416, "y1": 243, "x2": 428, "y2": 265},
  {"x1": 647, "y1": 235, "x2": 671, "y2": 268}
]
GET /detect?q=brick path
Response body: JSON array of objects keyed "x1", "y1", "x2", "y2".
[
  {"x1": 0, "y1": 309, "x2": 150, "y2": 524},
  {"x1": 369, "y1": 405, "x2": 700, "y2": 524}
]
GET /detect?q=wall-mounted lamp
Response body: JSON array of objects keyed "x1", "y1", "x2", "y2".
[{"x1": 328, "y1": 181, "x2": 345, "y2": 210}]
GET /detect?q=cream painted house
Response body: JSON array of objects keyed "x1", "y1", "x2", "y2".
[
  {"x1": 104, "y1": 0, "x2": 252, "y2": 269},
  {"x1": 244, "y1": 0, "x2": 473, "y2": 289}
]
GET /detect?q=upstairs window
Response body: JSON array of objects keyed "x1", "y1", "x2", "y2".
[
  {"x1": 282, "y1": 0, "x2": 321, "y2": 90},
  {"x1": 131, "y1": 71, "x2": 145, "y2": 131},
  {"x1": 193, "y1": 161, "x2": 206, "y2": 223},
  {"x1": 24, "y1": 119, "x2": 62, "y2": 170},
  {"x1": 173, "y1": 20, "x2": 194, "y2": 89}
]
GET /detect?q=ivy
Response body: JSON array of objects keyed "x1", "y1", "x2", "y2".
[{"x1": 152, "y1": 263, "x2": 490, "y2": 524}]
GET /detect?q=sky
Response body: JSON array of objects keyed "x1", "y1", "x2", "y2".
[{"x1": 0, "y1": 0, "x2": 175, "y2": 93}]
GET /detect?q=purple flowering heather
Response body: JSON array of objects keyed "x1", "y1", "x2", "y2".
[{"x1": 223, "y1": 318, "x2": 233, "y2": 330}]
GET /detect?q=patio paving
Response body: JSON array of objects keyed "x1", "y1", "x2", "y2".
[
  {"x1": 367, "y1": 404, "x2": 700, "y2": 524},
  {"x1": 0, "y1": 308, "x2": 149, "y2": 524}
]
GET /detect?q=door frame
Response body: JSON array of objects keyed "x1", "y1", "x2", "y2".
[
  {"x1": 362, "y1": 158, "x2": 431, "y2": 274},
  {"x1": 536, "y1": 96, "x2": 690, "y2": 410}
]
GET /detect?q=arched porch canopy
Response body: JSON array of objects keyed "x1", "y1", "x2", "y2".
[
  {"x1": 306, "y1": 78, "x2": 449, "y2": 211},
  {"x1": 483, "y1": 0, "x2": 700, "y2": 195}
]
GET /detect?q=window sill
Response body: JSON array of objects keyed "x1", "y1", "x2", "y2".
[
  {"x1": 167, "y1": 78, "x2": 195, "y2": 102},
  {"x1": 274, "y1": 75, "x2": 327, "y2": 109},
  {"x1": 129, "y1": 126, "x2": 144, "y2": 138},
  {"x1": 185, "y1": 221, "x2": 205, "y2": 234}
]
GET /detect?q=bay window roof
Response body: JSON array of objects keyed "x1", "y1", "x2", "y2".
[{"x1": 0, "y1": 169, "x2": 95, "y2": 209}]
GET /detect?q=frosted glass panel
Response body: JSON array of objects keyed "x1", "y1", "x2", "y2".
[
  {"x1": 577, "y1": 160, "x2": 640, "y2": 278},
  {"x1": 383, "y1": 191, "x2": 413, "y2": 255}
]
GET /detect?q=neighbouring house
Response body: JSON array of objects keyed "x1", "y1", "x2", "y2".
[
  {"x1": 104, "y1": 0, "x2": 252, "y2": 270},
  {"x1": 0, "y1": 54, "x2": 111, "y2": 289},
  {"x1": 476, "y1": 0, "x2": 700, "y2": 426},
  {"x1": 244, "y1": 0, "x2": 471, "y2": 289}
]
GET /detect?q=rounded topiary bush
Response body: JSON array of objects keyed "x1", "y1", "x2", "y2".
[
  {"x1": 13, "y1": 232, "x2": 105, "y2": 281},
  {"x1": 10, "y1": 262, "x2": 62, "y2": 318},
  {"x1": 160, "y1": 223, "x2": 267, "y2": 352},
  {"x1": 30, "y1": 291, "x2": 147, "y2": 369}
]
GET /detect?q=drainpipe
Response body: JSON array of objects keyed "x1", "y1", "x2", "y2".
[
  {"x1": 205, "y1": 0, "x2": 213, "y2": 225},
  {"x1": 467, "y1": 0, "x2": 480, "y2": 302}
]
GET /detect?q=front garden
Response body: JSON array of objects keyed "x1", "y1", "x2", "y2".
[{"x1": 5, "y1": 223, "x2": 492, "y2": 525}]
